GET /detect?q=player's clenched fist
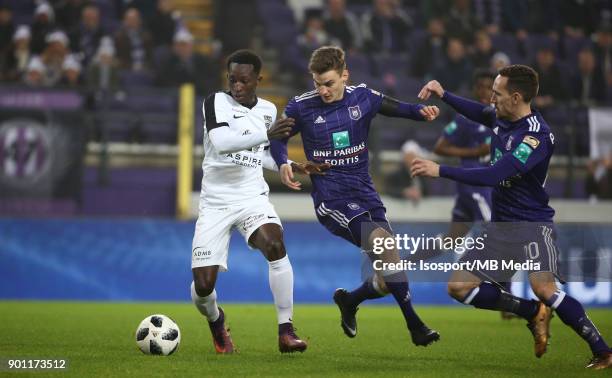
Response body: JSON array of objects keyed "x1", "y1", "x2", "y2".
[
  {"x1": 410, "y1": 158, "x2": 440, "y2": 178},
  {"x1": 418, "y1": 80, "x2": 445, "y2": 101},
  {"x1": 267, "y1": 117, "x2": 295, "y2": 140},
  {"x1": 419, "y1": 105, "x2": 440, "y2": 121}
]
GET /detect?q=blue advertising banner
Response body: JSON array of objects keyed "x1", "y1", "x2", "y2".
[{"x1": 0, "y1": 219, "x2": 610, "y2": 306}]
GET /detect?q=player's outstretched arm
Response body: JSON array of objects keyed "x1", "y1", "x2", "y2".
[
  {"x1": 279, "y1": 161, "x2": 331, "y2": 191},
  {"x1": 378, "y1": 95, "x2": 440, "y2": 121},
  {"x1": 434, "y1": 137, "x2": 490, "y2": 158},
  {"x1": 411, "y1": 155, "x2": 520, "y2": 187},
  {"x1": 418, "y1": 80, "x2": 496, "y2": 127}
]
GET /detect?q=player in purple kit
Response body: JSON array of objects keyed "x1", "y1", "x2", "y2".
[
  {"x1": 412, "y1": 65, "x2": 611, "y2": 369},
  {"x1": 432, "y1": 70, "x2": 515, "y2": 319},
  {"x1": 271, "y1": 46, "x2": 441, "y2": 347}
]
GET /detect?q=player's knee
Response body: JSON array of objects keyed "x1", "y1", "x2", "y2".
[
  {"x1": 447, "y1": 281, "x2": 472, "y2": 301},
  {"x1": 193, "y1": 277, "x2": 215, "y2": 297},
  {"x1": 530, "y1": 282, "x2": 556, "y2": 302},
  {"x1": 261, "y1": 238, "x2": 286, "y2": 261}
]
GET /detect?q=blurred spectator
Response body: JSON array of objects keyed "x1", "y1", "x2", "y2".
[
  {"x1": 214, "y1": 0, "x2": 257, "y2": 55},
  {"x1": 114, "y1": 7, "x2": 153, "y2": 71},
  {"x1": 533, "y1": 46, "x2": 568, "y2": 108},
  {"x1": 86, "y1": 37, "x2": 120, "y2": 93},
  {"x1": 40, "y1": 30, "x2": 70, "y2": 87},
  {"x1": 502, "y1": 0, "x2": 559, "y2": 40},
  {"x1": 571, "y1": 48, "x2": 607, "y2": 105},
  {"x1": 323, "y1": 0, "x2": 362, "y2": 51},
  {"x1": 298, "y1": 11, "x2": 338, "y2": 53},
  {"x1": 69, "y1": 4, "x2": 105, "y2": 67},
  {"x1": 559, "y1": 0, "x2": 601, "y2": 39},
  {"x1": 361, "y1": 0, "x2": 412, "y2": 54},
  {"x1": 411, "y1": 17, "x2": 446, "y2": 77},
  {"x1": 148, "y1": 0, "x2": 180, "y2": 47},
  {"x1": 444, "y1": 0, "x2": 482, "y2": 45},
  {"x1": 385, "y1": 140, "x2": 427, "y2": 203},
  {"x1": 0, "y1": 5, "x2": 14, "y2": 57},
  {"x1": 472, "y1": 0, "x2": 501, "y2": 35},
  {"x1": 23, "y1": 56, "x2": 45, "y2": 87},
  {"x1": 593, "y1": 26, "x2": 612, "y2": 86},
  {"x1": 1, "y1": 25, "x2": 32, "y2": 82},
  {"x1": 490, "y1": 51, "x2": 510, "y2": 72},
  {"x1": 156, "y1": 29, "x2": 220, "y2": 94},
  {"x1": 54, "y1": 0, "x2": 85, "y2": 32},
  {"x1": 59, "y1": 54, "x2": 82, "y2": 87},
  {"x1": 432, "y1": 37, "x2": 472, "y2": 93},
  {"x1": 587, "y1": 152, "x2": 612, "y2": 200},
  {"x1": 31, "y1": 2, "x2": 56, "y2": 54},
  {"x1": 420, "y1": 0, "x2": 451, "y2": 24},
  {"x1": 115, "y1": 0, "x2": 157, "y2": 21},
  {"x1": 471, "y1": 29, "x2": 494, "y2": 70}
]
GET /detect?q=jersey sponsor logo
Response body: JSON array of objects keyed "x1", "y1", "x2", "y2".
[
  {"x1": 314, "y1": 115, "x2": 326, "y2": 124},
  {"x1": 512, "y1": 142, "x2": 533, "y2": 164},
  {"x1": 264, "y1": 115, "x2": 272, "y2": 128},
  {"x1": 491, "y1": 148, "x2": 503, "y2": 164},
  {"x1": 522, "y1": 135, "x2": 540, "y2": 149},
  {"x1": 332, "y1": 131, "x2": 350, "y2": 149},
  {"x1": 233, "y1": 115, "x2": 245, "y2": 119},
  {"x1": 348, "y1": 105, "x2": 362, "y2": 120},
  {"x1": 193, "y1": 247, "x2": 212, "y2": 259},
  {"x1": 226, "y1": 152, "x2": 262, "y2": 168},
  {"x1": 506, "y1": 135, "x2": 514, "y2": 150},
  {"x1": 242, "y1": 129, "x2": 251, "y2": 136},
  {"x1": 444, "y1": 121, "x2": 457, "y2": 134}
]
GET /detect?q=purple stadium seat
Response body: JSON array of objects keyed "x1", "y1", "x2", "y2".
[
  {"x1": 562, "y1": 36, "x2": 593, "y2": 64},
  {"x1": 491, "y1": 33, "x2": 520, "y2": 62},
  {"x1": 8, "y1": 0, "x2": 35, "y2": 25},
  {"x1": 124, "y1": 88, "x2": 177, "y2": 113},
  {"x1": 96, "y1": 111, "x2": 138, "y2": 142},
  {"x1": 139, "y1": 113, "x2": 177, "y2": 144},
  {"x1": 119, "y1": 70, "x2": 154, "y2": 87},
  {"x1": 345, "y1": 52, "x2": 371, "y2": 75},
  {"x1": 525, "y1": 34, "x2": 559, "y2": 60}
]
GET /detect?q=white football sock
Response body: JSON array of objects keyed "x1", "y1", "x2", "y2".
[
  {"x1": 268, "y1": 255, "x2": 294, "y2": 324},
  {"x1": 190, "y1": 281, "x2": 220, "y2": 322}
]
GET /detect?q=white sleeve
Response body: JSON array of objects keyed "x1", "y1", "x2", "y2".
[
  {"x1": 208, "y1": 127, "x2": 268, "y2": 154},
  {"x1": 262, "y1": 148, "x2": 278, "y2": 171},
  {"x1": 203, "y1": 92, "x2": 268, "y2": 154}
]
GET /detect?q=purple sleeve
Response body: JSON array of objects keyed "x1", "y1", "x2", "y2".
[
  {"x1": 507, "y1": 133, "x2": 550, "y2": 174},
  {"x1": 442, "y1": 91, "x2": 496, "y2": 127},
  {"x1": 439, "y1": 153, "x2": 520, "y2": 186},
  {"x1": 270, "y1": 99, "x2": 301, "y2": 167}
]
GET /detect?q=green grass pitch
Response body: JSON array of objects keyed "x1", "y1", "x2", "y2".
[{"x1": 1, "y1": 301, "x2": 610, "y2": 377}]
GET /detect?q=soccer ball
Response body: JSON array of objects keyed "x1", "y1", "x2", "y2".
[{"x1": 135, "y1": 314, "x2": 181, "y2": 355}]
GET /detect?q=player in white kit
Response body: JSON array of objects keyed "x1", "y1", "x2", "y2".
[{"x1": 190, "y1": 50, "x2": 314, "y2": 354}]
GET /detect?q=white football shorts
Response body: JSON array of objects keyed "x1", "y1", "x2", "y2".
[{"x1": 191, "y1": 196, "x2": 282, "y2": 271}]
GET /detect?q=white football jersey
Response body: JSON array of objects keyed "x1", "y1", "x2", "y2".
[{"x1": 200, "y1": 91, "x2": 277, "y2": 208}]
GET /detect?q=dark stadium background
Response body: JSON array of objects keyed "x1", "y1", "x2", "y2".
[{"x1": 1, "y1": 0, "x2": 611, "y2": 310}]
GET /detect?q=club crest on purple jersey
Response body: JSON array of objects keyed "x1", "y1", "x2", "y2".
[{"x1": 348, "y1": 106, "x2": 361, "y2": 120}]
